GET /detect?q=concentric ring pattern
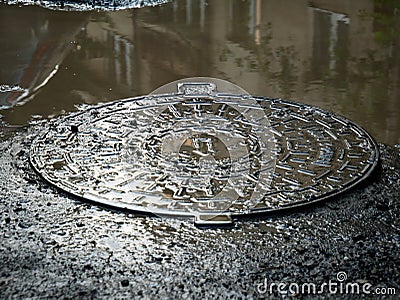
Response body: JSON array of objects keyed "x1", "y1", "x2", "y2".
[{"x1": 29, "y1": 82, "x2": 379, "y2": 224}]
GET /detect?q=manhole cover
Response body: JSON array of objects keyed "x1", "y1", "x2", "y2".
[{"x1": 29, "y1": 79, "x2": 379, "y2": 225}]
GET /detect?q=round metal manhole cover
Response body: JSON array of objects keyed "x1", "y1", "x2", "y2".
[{"x1": 29, "y1": 78, "x2": 379, "y2": 225}]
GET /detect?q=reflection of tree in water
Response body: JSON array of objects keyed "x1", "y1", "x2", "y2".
[
  {"x1": 347, "y1": 1, "x2": 400, "y2": 138},
  {"x1": 220, "y1": 24, "x2": 299, "y2": 99},
  {"x1": 252, "y1": 24, "x2": 299, "y2": 98},
  {"x1": 219, "y1": 0, "x2": 399, "y2": 141},
  {"x1": 271, "y1": 45, "x2": 299, "y2": 99},
  {"x1": 369, "y1": 0, "x2": 400, "y2": 46}
]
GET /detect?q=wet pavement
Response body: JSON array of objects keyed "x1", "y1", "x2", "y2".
[
  {"x1": 1, "y1": 0, "x2": 400, "y2": 145},
  {"x1": 0, "y1": 0, "x2": 400, "y2": 298},
  {"x1": 0, "y1": 126, "x2": 399, "y2": 298}
]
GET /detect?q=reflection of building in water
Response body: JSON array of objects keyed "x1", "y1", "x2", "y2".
[
  {"x1": 78, "y1": 0, "x2": 360, "y2": 95},
  {"x1": 76, "y1": 11, "x2": 137, "y2": 97},
  {"x1": 207, "y1": 0, "x2": 369, "y2": 97},
  {"x1": 78, "y1": 7, "x2": 212, "y2": 95},
  {"x1": 310, "y1": 7, "x2": 349, "y2": 76},
  {"x1": 113, "y1": 34, "x2": 134, "y2": 87},
  {"x1": 75, "y1": 0, "x2": 398, "y2": 143}
]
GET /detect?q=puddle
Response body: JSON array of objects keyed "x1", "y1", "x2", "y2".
[{"x1": 0, "y1": 1, "x2": 399, "y2": 144}]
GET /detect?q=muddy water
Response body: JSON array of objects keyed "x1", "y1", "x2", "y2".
[{"x1": 0, "y1": 0, "x2": 399, "y2": 145}]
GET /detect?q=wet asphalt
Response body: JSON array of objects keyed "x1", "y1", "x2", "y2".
[{"x1": 0, "y1": 127, "x2": 399, "y2": 299}]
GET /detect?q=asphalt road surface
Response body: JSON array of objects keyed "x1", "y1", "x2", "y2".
[{"x1": 0, "y1": 127, "x2": 399, "y2": 299}]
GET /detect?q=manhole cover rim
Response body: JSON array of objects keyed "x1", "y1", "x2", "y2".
[{"x1": 29, "y1": 89, "x2": 380, "y2": 223}]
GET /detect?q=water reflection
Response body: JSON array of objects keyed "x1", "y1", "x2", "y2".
[
  {"x1": 0, "y1": 0, "x2": 399, "y2": 145},
  {"x1": 3, "y1": 0, "x2": 168, "y2": 11},
  {"x1": 0, "y1": 5, "x2": 89, "y2": 107}
]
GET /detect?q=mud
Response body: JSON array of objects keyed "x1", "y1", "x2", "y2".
[{"x1": 0, "y1": 126, "x2": 399, "y2": 298}]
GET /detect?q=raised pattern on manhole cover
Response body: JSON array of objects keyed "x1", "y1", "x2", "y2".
[{"x1": 29, "y1": 81, "x2": 379, "y2": 225}]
